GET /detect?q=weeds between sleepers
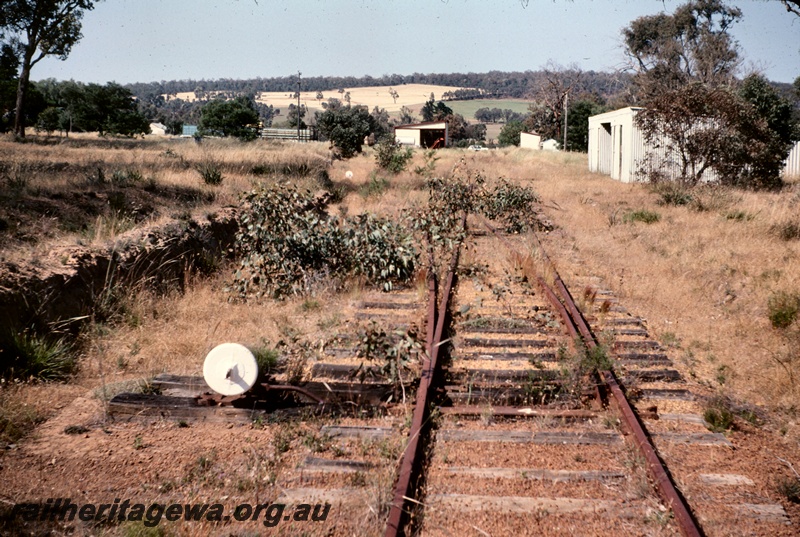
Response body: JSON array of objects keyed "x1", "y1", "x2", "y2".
[{"x1": 777, "y1": 476, "x2": 800, "y2": 504}]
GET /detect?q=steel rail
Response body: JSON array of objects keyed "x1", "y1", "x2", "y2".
[
  {"x1": 384, "y1": 215, "x2": 466, "y2": 537},
  {"x1": 551, "y1": 276, "x2": 703, "y2": 537},
  {"x1": 480, "y1": 216, "x2": 703, "y2": 537}
]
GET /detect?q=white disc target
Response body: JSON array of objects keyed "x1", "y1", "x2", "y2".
[{"x1": 203, "y1": 343, "x2": 259, "y2": 396}]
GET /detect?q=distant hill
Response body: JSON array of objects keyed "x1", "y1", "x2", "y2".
[
  {"x1": 166, "y1": 84, "x2": 481, "y2": 114},
  {"x1": 125, "y1": 70, "x2": 634, "y2": 105}
]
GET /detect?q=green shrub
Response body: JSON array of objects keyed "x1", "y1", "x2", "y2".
[
  {"x1": 374, "y1": 136, "x2": 413, "y2": 173},
  {"x1": 724, "y1": 210, "x2": 754, "y2": 222},
  {"x1": 771, "y1": 220, "x2": 800, "y2": 241},
  {"x1": 653, "y1": 183, "x2": 693, "y2": 206},
  {"x1": 768, "y1": 291, "x2": 800, "y2": 329},
  {"x1": 624, "y1": 209, "x2": 661, "y2": 224},
  {"x1": 230, "y1": 184, "x2": 417, "y2": 299},
  {"x1": 360, "y1": 172, "x2": 389, "y2": 198},
  {"x1": 0, "y1": 331, "x2": 77, "y2": 381},
  {"x1": 777, "y1": 477, "x2": 800, "y2": 504},
  {"x1": 250, "y1": 159, "x2": 325, "y2": 178},
  {"x1": 479, "y1": 179, "x2": 540, "y2": 233},
  {"x1": 704, "y1": 398, "x2": 736, "y2": 433},
  {"x1": 111, "y1": 169, "x2": 143, "y2": 187},
  {"x1": 413, "y1": 149, "x2": 439, "y2": 178},
  {"x1": 252, "y1": 345, "x2": 280, "y2": 377},
  {"x1": 355, "y1": 322, "x2": 424, "y2": 400},
  {"x1": 582, "y1": 344, "x2": 613, "y2": 372},
  {"x1": 196, "y1": 161, "x2": 223, "y2": 185},
  {"x1": 345, "y1": 213, "x2": 417, "y2": 288}
]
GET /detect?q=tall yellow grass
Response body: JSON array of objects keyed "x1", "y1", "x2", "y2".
[{"x1": 4, "y1": 136, "x2": 800, "y2": 437}]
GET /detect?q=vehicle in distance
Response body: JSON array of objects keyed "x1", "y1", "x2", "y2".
[{"x1": 467, "y1": 145, "x2": 489, "y2": 151}]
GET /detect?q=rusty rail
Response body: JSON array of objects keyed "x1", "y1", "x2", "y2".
[
  {"x1": 384, "y1": 216, "x2": 465, "y2": 537},
  {"x1": 481, "y1": 216, "x2": 703, "y2": 537},
  {"x1": 551, "y1": 275, "x2": 703, "y2": 537}
]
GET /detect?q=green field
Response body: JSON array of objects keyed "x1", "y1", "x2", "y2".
[{"x1": 448, "y1": 99, "x2": 533, "y2": 121}]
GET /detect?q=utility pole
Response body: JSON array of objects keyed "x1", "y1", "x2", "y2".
[
  {"x1": 563, "y1": 90, "x2": 569, "y2": 152},
  {"x1": 297, "y1": 71, "x2": 302, "y2": 142}
]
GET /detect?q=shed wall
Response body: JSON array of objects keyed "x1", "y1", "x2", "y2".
[
  {"x1": 394, "y1": 128, "x2": 421, "y2": 146},
  {"x1": 784, "y1": 141, "x2": 800, "y2": 178},
  {"x1": 394, "y1": 122, "x2": 448, "y2": 148},
  {"x1": 520, "y1": 132, "x2": 541, "y2": 149},
  {"x1": 589, "y1": 107, "x2": 724, "y2": 183}
]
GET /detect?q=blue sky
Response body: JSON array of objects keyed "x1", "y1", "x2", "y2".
[{"x1": 33, "y1": 0, "x2": 800, "y2": 85}]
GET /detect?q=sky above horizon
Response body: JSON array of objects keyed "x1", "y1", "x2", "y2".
[{"x1": 32, "y1": 0, "x2": 800, "y2": 86}]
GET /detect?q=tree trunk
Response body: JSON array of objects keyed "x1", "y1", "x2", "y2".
[{"x1": 14, "y1": 52, "x2": 34, "y2": 139}]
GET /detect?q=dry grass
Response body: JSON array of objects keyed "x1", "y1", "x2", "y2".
[
  {"x1": 518, "y1": 150, "x2": 800, "y2": 419},
  {"x1": 4, "y1": 139, "x2": 800, "y2": 536},
  {"x1": 0, "y1": 134, "x2": 332, "y2": 261},
  {"x1": 166, "y1": 83, "x2": 472, "y2": 116},
  {"x1": 186, "y1": 145, "x2": 800, "y2": 416},
  {"x1": 78, "y1": 271, "x2": 364, "y2": 386},
  {"x1": 4, "y1": 137, "x2": 800, "y2": 445}
]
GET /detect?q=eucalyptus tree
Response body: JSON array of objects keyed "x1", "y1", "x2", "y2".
[{"x1": 0, "y1": 0, "x2": 98, "y2": 138}]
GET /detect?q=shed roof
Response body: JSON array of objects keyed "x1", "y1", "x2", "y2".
[
  {"x1": 588, "y1": 107, "x2": 644, "y2": 124},
  {"x1": 395, "y1": 121, "x2": 447, "y2": 130}
]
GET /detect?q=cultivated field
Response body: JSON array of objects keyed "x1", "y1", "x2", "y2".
[
  {"x1": 446, "y1": 98, "x2": 533, "y2": 119},
  {"x1": 1, "y1": 135, "x2": 800, "y2": 535},
  {"x1": 163, "y1": 84, "x2": 535, "y2": 131},
  {"x1": 166, "y1": 83, "x2": 479, "y2": 117},
  {"x1": 257, "y1": 83, "x2": 472, "y2": 114}
]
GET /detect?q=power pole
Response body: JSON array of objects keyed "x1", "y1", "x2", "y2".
[
  {"x1": 563, "y1": 90, "x2": 569, "y2": 152},
  {"x1": 297, "y1": 71, "x2": 302, "y2": 142}
]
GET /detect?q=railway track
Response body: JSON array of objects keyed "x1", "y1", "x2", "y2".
[{"x1": 108, "y1": 209, "x2": 792, "y2": 536}]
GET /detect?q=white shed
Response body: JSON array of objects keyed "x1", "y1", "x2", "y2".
[
  {"x1": 520, "y1": 132, "x2": 541, "y2": 150},
  {"x1": 394, "y1": 121, "x2": 449, "y2": 148},
  {"x1": 541, "y1": 139, "x2": 561, "y2": 151},
  {"x1": 587, "y1": 107, "x2": 644, "y2": 183},
  {"x1": 587, "y1": 107, "x2": 716, "y2": 183},
  {"x1": 149, "y1": 122, "x2": 168, "y2": 136},
  {"x1": 589, "y1": 107, "x2": 800, "y2": 183},
  {"x1": 784, "y1": 141, "x2": 800, "y2": 179}
]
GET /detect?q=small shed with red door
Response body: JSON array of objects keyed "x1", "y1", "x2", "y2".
[{"x1": 394, "y1": 121, "x2": 449, "y2": 148}]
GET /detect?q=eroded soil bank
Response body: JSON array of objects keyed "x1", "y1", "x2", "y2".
[{"x1": 0, "y1": 208, "x2": 238, "y2": 349}]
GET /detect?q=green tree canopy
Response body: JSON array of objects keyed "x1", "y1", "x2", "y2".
[
  {"x1": 421, "y1": 98, "x2": 453, "y2": 122},
  {"x1": 198, "y1": 96, "x2": 260, "y2": 140},
  {"x1": 34, "y1": 105, "x2": 60, "y2": 133},
  {"x1": 623, "y1": 0, "x2": 741, "y2": 98},
  {"x1": 316, "y1": 104, "x2": 374, "y2": 158},
  {"x1": 635, "y1": 78, "x2": 797, "y2": 189},
  {"x1": 465, "y1": 122, "x2": 487, "y2": 142},
  {"x1": 624, "y1": 0, "x2": 796, "y2": 189},
  {"x1": 525, "y1": 62, "x2": 581, "y2": 141},
  {"x1": 398, "y1": 106, "x2": 416, "y2": 125},
  {"x1": 0, "y1": 43, "x2": 20, "y2": 131},
  {"x1": 566, "y1": 99, "x2": 607, "y2": 152},
  {"x1": 370, "y1": 105, "x2": 392, "y2": 140},
  {"x1": 0, "y1": 0, "x2": 98, "y2": 138},
  {"x1": 736, "y1": 74, "x2": 798, "y2": 186},
  {"x1": 71, "y1": 83, "x2": 149, "y2": 136},
  {"x1": 286, "y1": 103, "x2": 306, "y2": 129},
  {"x1": 498, "y1": 120, "x2": 525, "y2": 147}
]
